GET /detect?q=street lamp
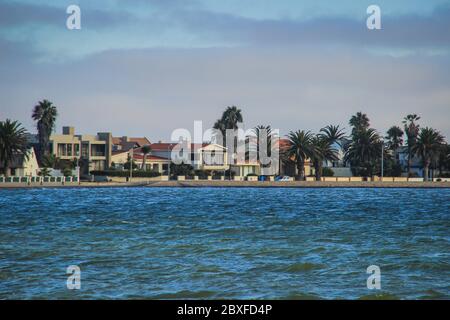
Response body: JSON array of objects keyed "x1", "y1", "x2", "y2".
[
  {"x1": 129, "y1": 148, "x2": 133, "y2": 181},
  {"x1": 381, "y1": 139, "x2": 384, "y2": 179}
]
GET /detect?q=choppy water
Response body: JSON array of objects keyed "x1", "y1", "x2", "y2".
[{"x1": 0, "y1": 187, "x2": 449, "y2": 299}]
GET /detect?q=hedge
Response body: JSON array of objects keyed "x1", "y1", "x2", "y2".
[{"x1": 91, "y1": 170, "x2": 161, "y2": 177}]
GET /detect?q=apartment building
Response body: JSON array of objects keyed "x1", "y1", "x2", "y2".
[{"x1": 50, "y1": 126, "x2": 112, "y2": 174}]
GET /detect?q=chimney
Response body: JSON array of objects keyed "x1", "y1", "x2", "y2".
[{"x1": 63, "y1": 126, "x2": 75, "y2": 135}]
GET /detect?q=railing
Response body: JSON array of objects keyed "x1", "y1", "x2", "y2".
[{"x1": 0, "y1": 176, "x2": 79, "y2": 184}]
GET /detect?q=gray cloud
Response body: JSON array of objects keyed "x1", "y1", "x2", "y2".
[{"x1": 174, "y1": 5, "x2": 450, "y2": 48}]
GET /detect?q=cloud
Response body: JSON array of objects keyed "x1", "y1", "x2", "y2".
[
  {"x1": 174, "y1": 5, "x2": 450, "y2": 49},
  {"x1": 0, "y1": 1, "x2": 133, "y2": 28},
  {"x1": 0, "y1": 0, "x2": 449, "y2": 61}
]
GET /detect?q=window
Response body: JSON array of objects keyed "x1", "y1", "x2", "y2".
[
  {"x1": 82, "y1": 144, "x2": 89, "y2": 158},
  {"x1": 75, "y1": 144, "x2": 80, "y2": 156},
  {"x1": 91, "y1": 144, "x2": 105, "y2": 157}
]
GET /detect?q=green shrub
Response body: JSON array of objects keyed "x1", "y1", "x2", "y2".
[
  {"x1": 322, "y1": 167, "x2": 334, "y2": 177},
  {"x1": 90, "y1": 170, "x2": 161, "y2": 177},
  {"x1": 194, "y1": 170, "x2": 211, "y2": 179}
]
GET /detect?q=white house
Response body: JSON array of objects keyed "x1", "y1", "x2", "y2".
[{"x1": 0, "y1": 147, "x2": 40, "y2": 177}]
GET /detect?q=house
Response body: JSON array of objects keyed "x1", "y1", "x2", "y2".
[
  {"x1": 111, "y1": 148, "x2": 171, "y2": 174},
  {"x1": 396, "y1": 146, "x2": 424, "y2": 177},
  {"x1": 112, "y1": 136, "x2": 151, "y2": 152},
  {"x1": 322, "y1": 142, "x2": 352, "y2": 177},
  {"x1": 0, "y1": 147, "x2": 40, "y2": 177},
  {"x1": 149, "y1": 142, "x2": 229, "y2": 172},
  {"x1": 277, "y1": 138, "x2": 313, "y2": 177},
  {"x1": 49, "y1": 126, "x2": 112, "y2": 174}
]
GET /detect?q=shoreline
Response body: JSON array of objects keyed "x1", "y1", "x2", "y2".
[{"x1": 1, "y1": 180, "x2": 450, "y2": 189}]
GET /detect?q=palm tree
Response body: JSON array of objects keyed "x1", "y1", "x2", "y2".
[
  {"x1": 41, "y1": 153, "x2": 59, "y2": 169},
  {"x1": 32, "y1": 99, "x2": 58, "y2": 163},
  {"x1": 286, "y1": 130, "x2": 316, "y2": 180},
  {"x1": 386, "y1": 126, "x2": 404, "y2": 151},
  {"x1": 0, "y1": 119, "x2": 29, "y2": 178},
  {"x1": 141, "y1": 145, "x2": 152, "y2": 171},
  {"x1": 213, "y1": 106, "x2": 243, "y2": 146},
  {"x1": 320, "y1": 124, "x2": 346, "y2": 147},
  {"x1": 402, "y1": 114, "x2": 420, "y2": 177},
  {"x1": 344, "y1": 128, "x2": 381, "y2": 177},
  {"x1": 349, "y1": 112, "x2": 370, "y2": 135},
  {"x1": 412, "y1": 127, "x2": 444, "y2": 181},
  {"x1": 311, "y1": 135, "x2": 339, "y2": 180},
  {"x1": 221, "y1": 106, "x2": 243, "y2": 130}
]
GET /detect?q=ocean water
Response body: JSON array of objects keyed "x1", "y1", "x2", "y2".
[{"x1": 0, "y1": 187, "x2": 449, "y2": 300}]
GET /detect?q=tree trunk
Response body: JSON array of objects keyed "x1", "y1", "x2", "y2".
[
  {"x1": 3, "y1": 160, "x2": 11, "y2": 178},
  {"x1": 407, "y1": 146, "x2": 412, "y2": 177},
  {"x1": 296, "y1": 160, "x2": 305, "y2": 181},
  {"x1": 314, "y1": 162, "x2": 320, "y2": 181},
  {"x1": 143, "y1": 155, "x2": 147, "y2": 171},
  {"x1": 423, "y1": 160, "x2": 430, "y2": 182}
]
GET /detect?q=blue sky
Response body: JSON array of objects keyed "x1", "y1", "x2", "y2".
[{"x1": 1, "y1": 0, "x2": 449, "y2": 140}]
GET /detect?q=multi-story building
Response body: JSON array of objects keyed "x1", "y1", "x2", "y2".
[{"x1": 50, "y1": 126, "x2": 112, "y2": 174}]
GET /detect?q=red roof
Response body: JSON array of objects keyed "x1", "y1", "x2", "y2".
[{"x1": 277, "y1": 138, "x2": 291, "y2": 150}]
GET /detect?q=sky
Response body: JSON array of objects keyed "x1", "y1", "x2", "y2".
[{"x1": 0, "y1": 0, "x2": 449, "y2": 141}]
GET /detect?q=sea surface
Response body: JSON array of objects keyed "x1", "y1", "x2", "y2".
[{"x1": 0, "y1": 187, "x2": 449, "y2": 299}]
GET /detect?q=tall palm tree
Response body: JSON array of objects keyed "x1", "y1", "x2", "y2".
[
  {"x1": 32, "y1": 99, "x2": 58, "y2": 163},
  {"x1": 213, "y1": 106, "x2": 243, "y2": 159},
  {"x1": 344, "y1": 128, "x2": 381, "y2": 177},
  {"x1": 221, "y1": 106, "x2": 243, "y2": 130},
  {"x1": 402, "y1": 114, "x2": 420, "y2": 177},
  {"x1": 141, "y1": 145, "x2": 152, "y2": 171},
  {"x1": 0, "y1": 119, "x2": 29, "y2": 178},
  {"x1": 311, "y1": 135, "x2": 339, "y2": 180},
  {"x1": 349, "y1": 112, "x2": 370, "y2": 135},
  {"x1": 412, "y1": 127, "x2": 444, "y2": 181},
  {"x1": 287, "y1": 130, "x2": 316, "y2": 180}
]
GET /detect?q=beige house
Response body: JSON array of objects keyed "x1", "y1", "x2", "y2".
[
  {"x1": 0, "y1": 147, "x2": 40, "y2": 177},
  {"x1": 230, "y1": 162, "x2": 261, "y2": 177},
  {"x1": 111, "y1": 149, "x2": 171, "y2": 174},
  {"x1": 50, "y1": 126, "x2": 112, "y2": 174}
]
